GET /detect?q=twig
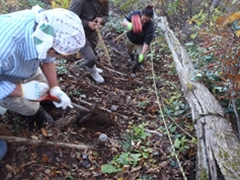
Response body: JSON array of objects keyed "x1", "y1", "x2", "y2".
[
  {"x1": 96, "y1": 26, "x2": 113, "y2": 67},
  {"x1": 111, "y1": 46, "x2": 125, "y2": 56},
  {"x1": 0, "y1": 135, "x2": 91, "y2": 149},
  {"x1": 145, "y1": 129, "x2": 163, "y2": 139},
  {"x1": 113, "y1": 31, "x2": 127, "y2": 42},
  {"x1": 104, "y1": 66, "x2": 127, "y2": 76}
]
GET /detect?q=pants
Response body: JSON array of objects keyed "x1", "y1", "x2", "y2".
[
  {"x1": 80, "y1": 32, "x2": 98, "y2": 68},
  {"x1": 0, "y1": 68, "x2": 48, "y2": 116},
  {"x1": 126, "y1": 38, "x2": 145, "y2": 61}
]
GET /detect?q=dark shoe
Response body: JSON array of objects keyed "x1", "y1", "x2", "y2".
[
  {"x1": 128, "y1": 54, "x2": 135, "y2": 62},
  {"x1": 138, "y1": 64, "x2": 144, "y2": 69},
  {"x1": 0, "y1": 140, "x2": 7, "y2": 161},
  {"x1": 29, "y1": 106, "x2": 54, "y2": 129}
]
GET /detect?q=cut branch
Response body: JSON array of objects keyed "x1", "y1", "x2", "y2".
[
  {"x1": 0, "y1": 135, "x2": 91, "y2": 149},
  {"x1": 96, "y1": 26, "x2": 113, "y2": 67}
]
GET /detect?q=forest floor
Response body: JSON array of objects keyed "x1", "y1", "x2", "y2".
[{"x1": 0, "y1": 24, "x2": 197, "y2": 180}]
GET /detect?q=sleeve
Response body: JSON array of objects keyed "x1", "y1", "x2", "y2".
[
  {"x1": 144, "y1": 22, "x2": 155, "y2": 45},
  {"x1": 68, "y1": 0, "x2": 89, "y2": 28},
  {"x1": 101, "y1": 2, "x2": 109, "y2": 25},
  {"x1": 125, "y1": 10, "x2": 140, "y2": 22},
  {"x1": 125, "y1": 12, "x2": 133, "y2": 22},
  {"x1": 41, "y1": 57, "x2": 55, "y2": 63},
  {"x1": 0, "y1": 81, "x2": 16, "y2": 100},
  {"x1": 0, "y1": 60, "x2": 16, "y2": 100}
]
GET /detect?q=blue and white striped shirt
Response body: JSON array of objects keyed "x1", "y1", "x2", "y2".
[{"x1": 0, "y1": 9, "x2": 54, "y2": 100}]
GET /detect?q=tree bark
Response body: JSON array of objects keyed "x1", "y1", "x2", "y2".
[{"x1": 156, "y1": 16, "x2": 240, "y2": 180}]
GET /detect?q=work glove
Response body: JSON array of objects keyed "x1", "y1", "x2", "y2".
[
  {"x1": 49, "y1": 86, "x2": 73, "y2": 110},
  {"x1": 138, "y1": 54, "x2": 144, "y2": 63},
  {"x1": 127, "y1": 22, "x2": 133, "y2": 30},
  {"x1": 21, "y1": 81, "x2": 49, "y2": 100}
]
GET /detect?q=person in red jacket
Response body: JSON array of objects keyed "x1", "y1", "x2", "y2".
[
  {"x1": 68, "y1": 0, "x2": 109, "y2": 83},
  {"x1": 122, "y1": 4, "x2": 155, "y2": 74}
]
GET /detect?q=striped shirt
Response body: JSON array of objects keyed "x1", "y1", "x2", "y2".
[{"x1": 0, "y1": 9, "x2": 54, "y2": 100}]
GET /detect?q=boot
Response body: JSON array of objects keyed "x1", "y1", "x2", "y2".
[
  {"x1": 78, "y1": 59, "x2": 103, "y2": 73},
  {"x1": 86, "y1": 65, "x2": 104, "y2": 83},
  {"x1": 128, "y1": 54, "x2": 135, "y2": 62},
  {"x1": 0, "y1": 140, "x2": 7, "y2": 161},
  {"x1": 96, "y1": 67, "x2": 103, "y2": 73},
  {"x1": 28, "y1": 106, "x2": 54, "y2": 129}
]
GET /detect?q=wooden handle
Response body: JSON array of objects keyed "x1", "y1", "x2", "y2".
[{"x1": 72, "y1": 102, "x2": 90, "y2": 112}]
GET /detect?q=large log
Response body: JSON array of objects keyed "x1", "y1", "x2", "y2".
[{"x1": 156, "y1": 16, "x2": 240, "y2": 180}]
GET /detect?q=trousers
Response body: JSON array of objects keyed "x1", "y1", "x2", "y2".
[
  {"x1": 0, "y1": 68, "x2": 48, "y2": 116},
  {"x1": 80, "y1": 32, "x2": 98, "y2": 68},
  {"x1": 126, "y1": 37, "x2": 145, "y2": 61}
]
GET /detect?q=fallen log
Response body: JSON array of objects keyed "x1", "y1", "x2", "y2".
[{"x1": 156, "y1": 16, "x2": 240, "y2": 180}]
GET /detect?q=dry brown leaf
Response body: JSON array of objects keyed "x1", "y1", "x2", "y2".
[
  {"x1": 31, "y1": 135, "x2": 38, "y2": 140},
  {"x1": 41, "y1": 128, "x2": 48, "y2": 137},
  {"x1": 147, "y1": 113, "x2": 157, "y2": 120},
  {"x1": 226, "y1": 74, "x2": 240, "y2": 81},
  {"x1": 130, "y1": 165, "x2": 142, "y2": 173},
  {"x1": 216, "y1": 14, "x2": 230, "y2": 26},
  {"x1": 5, "y1": 164, "x2": 17, "y2": 174},
  {"x1": 223, "y1": 12, "x2": 240, "y2": 26},
  {"x1": 41, "y1": 154, "x2": 50, "y2": 163},
  {"x1": 70, "y1": 130, "x2": 77, "y2": 135}
]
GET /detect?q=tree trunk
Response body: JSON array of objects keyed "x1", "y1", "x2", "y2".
[{"x1": 156, "y1": 16, "x2": 240, "y2": 180}]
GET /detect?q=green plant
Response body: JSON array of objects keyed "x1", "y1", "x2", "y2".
[
  {"x1": 51, "y1": 0, "x2": 70, "y2": 8},
  {"x1": 111, "y1": 0, "x2": 140, "y2": 13},
  {"x1": 105, "y1": 11, "x2": 125, "y2": 34},
  {"x1": 65, "y1": 172, "x2": 74, "y2": 180},
  {"x1": 174, "y1": 135, "x2": 189, "y2": 153},
  {"x1": 186, "y1": 42, "x2": 229, "y2": 96},
  {"x1": 160, "y1": 124, "x2": 177, "y2": 135},
  {"x1": 28, "y1": 0, "x2": 47, "y2": 9},
  {"x1": 136, "y1": 99, "x2": 150, "y2": 109},
  {"x1": 55, "y1": 59, "x2": 68, "y2": 75},
  {"x1": 101, "y1": 124, "x2": 152, "y2": 174},
  {"x1": 0, "y1": 0, "x2": 47, "y2": 14},
  {"x1": 0, "y1": 0, "x2": 26, "y2": 14},
  {"x1": 167, "y1": 0, "x2": 180, "y2": 16},
  {"x1": 65, "y1": 163, "x2": 79, "y2": 179},
  {"x1": 162, "y1": 91, "x2": 188, "y2": 117},
  {"x1": 132, "y1": 124, "x2": 150, "y2": 141},
  {"x1": 68, "y1": 90, "x2": 86, "y2": 98}
]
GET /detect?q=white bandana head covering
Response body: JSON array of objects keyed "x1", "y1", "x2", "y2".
[{"x1": 31, "y1": 5, "x2": 86, "y2": 59}]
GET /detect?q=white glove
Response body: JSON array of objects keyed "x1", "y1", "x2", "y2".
[
  {"x1": 49, "y1": 86, "x2": 73, "y2": 109},
  {"x1": 21, "y1": 81, "x2": 49, "y2": 100}
]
